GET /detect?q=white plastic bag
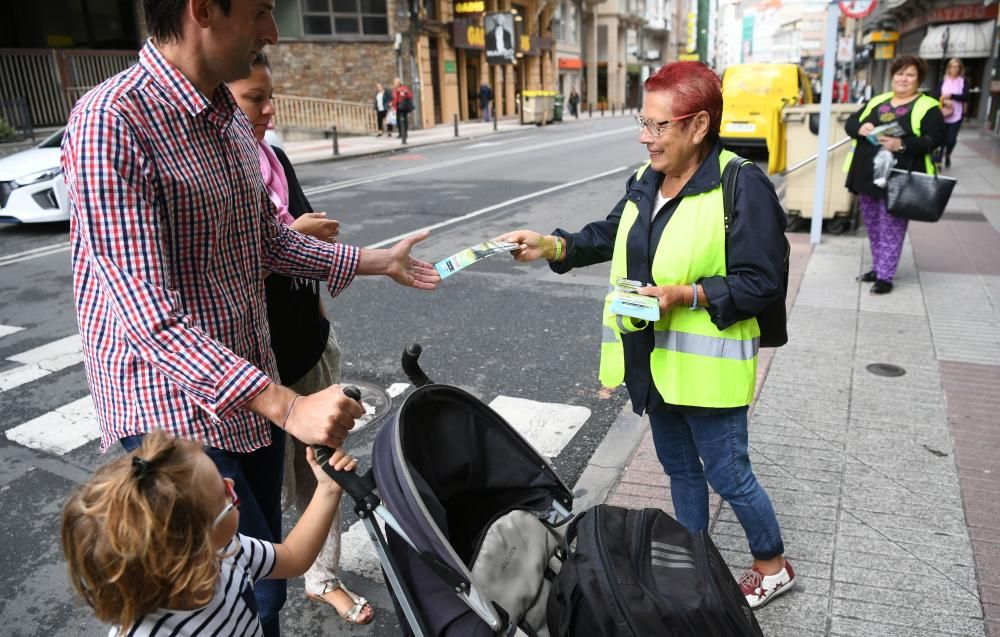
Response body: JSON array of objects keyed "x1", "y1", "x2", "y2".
[
  {"x1": 872, "y1": 148, "x2": 896, "y2": 189},
  {"x1": 386, "y1": 108, "x2": 397, "y2": 127}
]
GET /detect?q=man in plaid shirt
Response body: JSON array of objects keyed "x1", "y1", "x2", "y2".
[{"x1": 60, "y1": 1, "x2": 438, "y2": 633}]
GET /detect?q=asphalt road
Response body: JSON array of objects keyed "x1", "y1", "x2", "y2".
[{"x1": 0, "y1": 116, "x2": 649, "y2": 636}]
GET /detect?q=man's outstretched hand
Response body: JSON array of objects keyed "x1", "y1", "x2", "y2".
[{"x1": 358, "y1": 230, "x2": 440, "y2": 290}]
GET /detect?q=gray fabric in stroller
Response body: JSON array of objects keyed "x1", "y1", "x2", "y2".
[{"x1": 372, "y1": 383, "x2": 574, "y2": 636}]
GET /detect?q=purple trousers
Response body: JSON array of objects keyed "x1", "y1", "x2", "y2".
[{"x1": 859, "y1": 194, "x2": 908, "y2": 282}]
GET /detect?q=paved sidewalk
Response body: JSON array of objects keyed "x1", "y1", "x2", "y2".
[
  {"x1": 280, "y1": 112, "x2": 631, "y2": 165},
  {"x1": 604, "y1": 131, "x2": 1000, "y2": 636}
]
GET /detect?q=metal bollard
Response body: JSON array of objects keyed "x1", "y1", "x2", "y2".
[
  {"x1": 493, "y1": 111, "x2": 498, "y2": 130},
  {"x1": 589, "y1": 103, "x2": 592, "y2": 118},
  {"x1": 600, "y1": 103, "x2": 604, "y2": 117},
  {"x1": 331, "y1": 125, "x2": 339, "y2": 156},
  {"x1": 611, "y1": 103, "x2": 615, "y2": 116},
  {"x1": 454, "y1": 113, "x2": 459, "y2": 137}
]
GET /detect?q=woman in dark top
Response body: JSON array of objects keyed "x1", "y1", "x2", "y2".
[
  {"x1": 844, "y1": 55, "x2": 944, "y2": 294},
  {"x1": 500, "y1": 61, "x2": 793, "y2": 611},
  {"x1": 230, "y1": 53, "x2": 374, "y2": 626}
]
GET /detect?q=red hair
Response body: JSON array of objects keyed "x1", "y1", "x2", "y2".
[{"x1": 644, "y1": 62, "x2": 723, "y2": 137}]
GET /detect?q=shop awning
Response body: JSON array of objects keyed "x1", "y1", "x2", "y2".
[{"x1": 919, "y1": 21, "x2": 994, "y2": 59}]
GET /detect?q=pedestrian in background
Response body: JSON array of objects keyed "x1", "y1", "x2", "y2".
[
  {"x1": 479, "y1": 81, "x2": 493, "y2": 122},
  {"x1": 229, "y1": 52, "x2": 373, "y2": 626},
  {"x1": 569, "y1": 89, "x2": 580, "y2": 118},
  {"x1": 937, "y1": 57, "x2": 969, "y2": 168},
  {"x1": 60, "y1": 2, "x2": 439, "y2": 634},
  {"x1": 499, "y1": 60, "x2": 793, "y2": 610},
  {"x1": 392, "y1": 77, "x2": 414, "y2": 144},
  {"x1": 374, "y1": 81, "x2": 392, "y2": 137},
  {"x1": 844, "y1": 55, "x2": 944, "y2": 295},
  {"x1": 61, "y1": 431, "x2": 358, "y2": 636}
]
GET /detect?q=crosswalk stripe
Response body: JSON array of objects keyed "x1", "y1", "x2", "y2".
[
  {"x1": 0, "y1": 325, "x2": 25, "y2": 339},
  {"x1": 487, "y1": 395, "x2": 591, "y2": 458},
  {"x1": 339, "y1": 394, "x2": 590, "y2": 577},
  {"x1": 5, "y1": 395, "x2": 97, "y2": 455},
  {"x1": 0, "y1": 334, "x2": 84, "y2": 392}
]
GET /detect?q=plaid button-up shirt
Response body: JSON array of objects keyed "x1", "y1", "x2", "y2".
[{"x1": 62, "y1": 41, "x2": 359, "y2": 453}]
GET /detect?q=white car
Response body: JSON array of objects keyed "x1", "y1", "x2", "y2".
[{"x1": 0, "y1": 129, "x2": 69, "y2": 224}]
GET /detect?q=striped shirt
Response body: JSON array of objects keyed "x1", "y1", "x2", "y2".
[
  {"x1": 115, "y1": 534, "x2": 276, "y2": 637},
  {"x1": 62, "y1": 41, "x2": 359, "y2": 453}
]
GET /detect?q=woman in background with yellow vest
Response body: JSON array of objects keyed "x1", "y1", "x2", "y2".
[
  {"x1": 499, "y1": 61, "x2": 793, "y2": 610},
  {"x1": 845, "y1": 55, "x2": 944, "y2": 295}
]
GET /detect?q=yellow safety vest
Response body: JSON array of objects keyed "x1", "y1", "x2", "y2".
[
  {"x1": 843, "y1": 91, "x2": 939, "y2": 175},
  {"x1": 598, "y1": 150, "x2": 759, "y2": 408}
]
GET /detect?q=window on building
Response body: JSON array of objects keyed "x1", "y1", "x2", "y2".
[{"x1": 301, "y1": 0, "x2": 389, "y2": 36}]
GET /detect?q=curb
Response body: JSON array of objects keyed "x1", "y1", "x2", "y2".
[
  {"x1": 571, "y1": 403, "x2": 646, "y2": 512},
  {"x1": 288, "y1": 126, "x2": 527, "y2": 167}
]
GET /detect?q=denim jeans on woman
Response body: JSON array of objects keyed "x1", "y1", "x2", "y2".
[
  {"x1": 121, "y1": 428, "x2": 288, "y2": 637},
  {"x1": 649, "y1": 406, "x2": 784, "y2": 560}
]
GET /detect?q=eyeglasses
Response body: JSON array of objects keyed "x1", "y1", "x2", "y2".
[
  {"x1": 634, "y1": 112, "x2": 699, "y2": 137},
  {"x1": 213, "y1": 477, "x2": 240, "y2": 527}
]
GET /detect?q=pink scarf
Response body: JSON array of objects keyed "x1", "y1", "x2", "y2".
[{"x1": 258, "y1": 140, "x2": 296, "y2": 227}]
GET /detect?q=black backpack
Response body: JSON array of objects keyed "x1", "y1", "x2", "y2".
[
  {"x1": 722, "y1": 156, "x2": 790, "y2": 348},
  {"x1": 546, "y1": 505, "x2": 764, "y2": 637}
]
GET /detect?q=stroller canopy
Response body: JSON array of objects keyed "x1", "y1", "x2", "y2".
[{"x1": 373, "y1": 384, "x2": 572, "y2": 634}]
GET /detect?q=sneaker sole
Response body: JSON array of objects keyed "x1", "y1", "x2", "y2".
[{"x1": 747, "y1": 577, "x2": 795, "y2": 610}]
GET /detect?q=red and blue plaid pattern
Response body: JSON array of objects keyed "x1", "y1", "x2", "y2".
[{"x1": 62, "y1": 41, "x2": 358, "y2": 453}]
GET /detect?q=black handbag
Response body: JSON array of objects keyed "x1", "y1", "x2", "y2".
[{"x1": 885, "y1": 168, "x2": 957, "y2": 222}]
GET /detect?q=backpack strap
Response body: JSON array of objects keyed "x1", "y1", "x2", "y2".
[{"x1": 722, "y1": 155, "x2": 751, "y2": 237}]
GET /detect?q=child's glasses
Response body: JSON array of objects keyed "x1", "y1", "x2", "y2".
[{"x1": 213, "y1": 477, "x2": 240, "y2": 527}]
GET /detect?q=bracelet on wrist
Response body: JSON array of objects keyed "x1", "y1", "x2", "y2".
[
  {"x1": 281, "y1": 394, "x2": 300, "y2": 431},
  {"x1": 689, "y1": 283, "x2": 699, "y2": 310},
  {"x1": 552, "y1": 236, "x2": 562, "y2": 261}
]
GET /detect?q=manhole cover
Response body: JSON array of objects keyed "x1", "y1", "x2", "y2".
[
  {"x1": 341, "y1": 380, "x2": 392, "y2": 432},
  {"x1": 866, "y1": 363, "x2": 906, "y2": 377}
]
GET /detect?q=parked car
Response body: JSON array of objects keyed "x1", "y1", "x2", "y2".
[{"x1": 0, "y1": 128, "x2": 69, "y2": 224}]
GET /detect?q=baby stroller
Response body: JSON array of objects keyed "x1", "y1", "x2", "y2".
[{"x1": 320, "y1": 344, "x2": 573, "y2": 636}]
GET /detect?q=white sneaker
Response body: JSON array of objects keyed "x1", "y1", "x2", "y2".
[{"x1": 738, "y1": 560, "x2": 795, "y2": 609}]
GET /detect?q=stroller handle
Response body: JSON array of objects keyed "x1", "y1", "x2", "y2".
[
  {"x1": 311, "y1": 386, "x2": 379, "y2": 508},
  {"x1": 402, "y1": 343, "x2": 431, "y2": 387}
]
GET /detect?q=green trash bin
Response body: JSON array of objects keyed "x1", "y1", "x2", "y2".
[{"x1": 553, "y1": 95, "x2": 564, "y2": 122}]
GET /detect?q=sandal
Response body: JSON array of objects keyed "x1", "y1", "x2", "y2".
[{"x1": 305, "y1": 576, "x2": 374, "y2": 625}]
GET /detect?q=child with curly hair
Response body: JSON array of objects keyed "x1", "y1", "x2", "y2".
[{"x1": 61, "y1": 431, "x2": 358, "y2": 636}]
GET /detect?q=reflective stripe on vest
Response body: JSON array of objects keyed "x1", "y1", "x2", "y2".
[
  {"x1": 598, "y1": 150, "x2": 758, "y2": 407},
  {"x1": 843, "y1": 92, "x2": 939, "y2": 175},
  {"x1": 653, "y1": 330, "x2": 760, "y2": 361}
]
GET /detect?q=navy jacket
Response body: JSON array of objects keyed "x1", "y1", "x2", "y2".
[{"x1": 549, "y1": 140, "x2": 786, "y2": 414}]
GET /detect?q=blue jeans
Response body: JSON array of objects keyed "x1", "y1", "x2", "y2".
[
  {"x1": 121, "y1": 429, "x2": 287, "y2": 636},
  {"x1": 649, "y1": 407, "x2": 784, "y2": 560}
]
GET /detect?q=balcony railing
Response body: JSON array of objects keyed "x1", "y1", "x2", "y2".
[{"x1": 271, "y1": 94, "x2": 377, "y2": 135}]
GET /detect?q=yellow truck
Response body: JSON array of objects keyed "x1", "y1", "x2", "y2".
[{"x1": 720, "y1": 63, "x2": 813, "y2": 174}]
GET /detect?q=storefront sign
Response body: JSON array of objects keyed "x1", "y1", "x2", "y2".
[
  {"x1": 453, "y1": 16, "x2": 484, "y2": 49},
  {"x1": 686, "y1": 12, "x2": 698, "y2": 54},
  {"x1": 455, "y1": 0, "x2": 485, "y2": 14},
  {"x1": 558, "y1": 57, "x2": 583, "y2": 69},
  {"x1": 863, "y1": 30, "x2": 899, "y2": 43},
  {"x1": 874, "y1": 42, "x2": 895, "y2": 59},
  {"x1": 930, "y1": 4, "x2": 998, "y2": 24}
]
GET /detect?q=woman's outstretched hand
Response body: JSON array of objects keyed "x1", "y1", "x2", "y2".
[{"x1": 497, "y1": 230, "x2": 556, "y2": 262}]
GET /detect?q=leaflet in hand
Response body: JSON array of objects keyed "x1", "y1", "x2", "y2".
[
  {"x1": 866, "y1": 121, "x2": 905, "y2": 145},
  {"x1": 609, "y1": 277, "x2": 660, "y2": 323},
  {"x1": 434, "y1": 240, "x2": 519, "y2": 279}
]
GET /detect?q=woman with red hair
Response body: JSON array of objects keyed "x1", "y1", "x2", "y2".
[{"x1": 500, "y1": 61, "x2": 793, "y2": 610}]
